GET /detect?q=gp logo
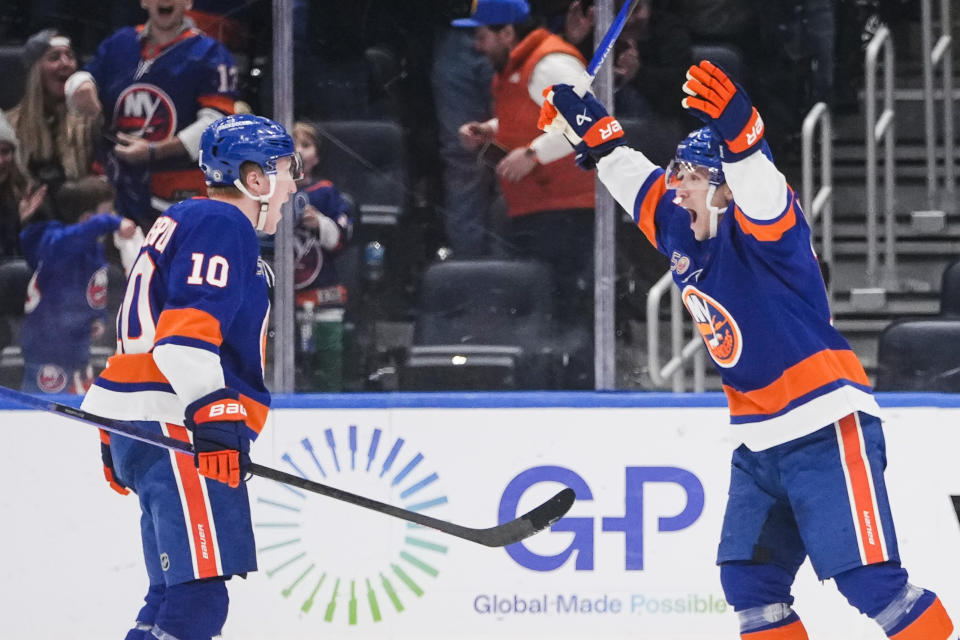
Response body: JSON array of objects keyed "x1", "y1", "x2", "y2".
[
  {"x1": 681, "y1": 286, "x2": 742, "y2": 368},
  {"x1": 499, "y1": 465, "x2": 705, "y2": 571}
]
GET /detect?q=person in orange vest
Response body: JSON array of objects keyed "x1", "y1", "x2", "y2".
[{"x1": 455, "y1": 0, "x2": 595, "y2": 388}]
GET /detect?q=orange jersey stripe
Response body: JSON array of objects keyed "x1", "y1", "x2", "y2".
[
  {"x1": 166, "y1": 424, "x2": 220, "y2": 579},
  {"x1": 733, "y1": 202, "x2": 797, "y2": 242},
  {"x1": 637, "y1": 178, "x2": 667, "y2": 246},
  {"x1": 889, "y1": 597, "x2": 954, "y2": 640},
  {"x1": 155, "y1": 307, "x2": 224, "y2": 347},
  {"x1": 724, "y1": 348, "x2": 870, "y2": 417},
  {"x1": 99, "y1": 353, "x2": 171, "y2": 385},
  {"x1": 837, "y1": 414, "x2": 886, "y2": 564},
  {"x1": 98, "y1": 353, "x2": 269, "y2": 434},
  {"x1": 197, "y1": 94, "x2": 235, "y2": 114},
  {"x1": 742, "y1": 620, "x2": 809, "y2": 639}
]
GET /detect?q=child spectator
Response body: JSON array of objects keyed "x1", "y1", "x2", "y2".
[
  {"x1": 19, "y1": 176, "x2": 140, "y2": 394},
  {"x1": 291, "y1": 122, "x2": 355, "y2": 391}
]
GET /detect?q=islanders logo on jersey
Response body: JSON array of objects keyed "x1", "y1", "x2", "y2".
[
  {"x1": 37, "y1": 364, "x2": 68, "y2": 393},
  {"x1": 681, "y1": 285, "x2": 742, "y2": 368},
  {"x1": 86, "y1": 266, "x2": 108, "y2": 309},
  {"x1": 113, "y1": 83, "x2": 177, "y2": 141}
]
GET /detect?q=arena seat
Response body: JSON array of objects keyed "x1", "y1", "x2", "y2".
[
  {"x1": 400, "y1": 258, "x2": 563, "y2": 390},
  {"x1": 875, "y1": 318, "x2": 960, "y2": 391},
  {"x1": 314, "y1": 119, "x2": 407, "y2": 232},
  {"x1": 690, "y1": 43, "x2": 746, "y2": 85},
  {"x1": 0, "y1": 46, "x2": 26, "y2": 111},
  {"x1": 939, "y1": 259, "x2": 960, "y2": 316}
]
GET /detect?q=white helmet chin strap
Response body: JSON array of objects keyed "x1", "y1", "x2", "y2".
[
  {"x1": 233, "y1": 173, "x2": 278, "y2": 231},
  {"x1": 705, "y1": 184, "x2": 723, "y2": 239}
]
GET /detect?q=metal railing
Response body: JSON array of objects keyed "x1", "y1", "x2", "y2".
[
  {"x1": 801, "y1": 101, "x2": 834, "y2": 303},
  {"x1": 646, "y1": 272, "x2": 706, "y2": 391},
  {"x1": 864, "y1": 26, "x2": 897, "y2": 289},
  {"x1": 921, "y1": 0, "x2": 955, "y2": 207}
]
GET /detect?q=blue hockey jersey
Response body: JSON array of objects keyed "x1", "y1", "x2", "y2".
[
  {"x1": 296, "y1": 180, "x2": 354, "y2": 292},
  {"x1": 81, "y1": 198, "x2": 271, "y2": 438},
  {"x1": 85, "y1": 24, "x2": 237, "y2": 222},
  {"x1": 19, "y1": 214, "x2": 121, "y2": 368},
  {"x1": 598, "y1": 146, "x2": 880, "y2": 450}
]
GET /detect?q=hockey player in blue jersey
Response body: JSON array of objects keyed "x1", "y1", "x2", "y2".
[
  {"x1": 81, "y1": 114, "x2": 300, "y2": 640},
  {"x1": 539, "y1": 61, "x2": 956, "y2": 639},
  {"x1": 19, "y1": 177, "x2": 138, "y2": 394},
  {"x1": 65, "y1": 0, "x2": 238, "y2": 226}
]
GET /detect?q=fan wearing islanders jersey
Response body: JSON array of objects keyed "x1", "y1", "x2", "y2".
[
  {"x1": 19, "y1": 177, "x2": 139, "y2": 395},
  {"x1": 539, "y1": 62, "x2": 956, "y2": 640},
  {"x1": 81, "y1": 115, "x2": 300, "y2": 640},
  {"x1": 64, "y1": 0, "x2": 237, "y2": 226}
]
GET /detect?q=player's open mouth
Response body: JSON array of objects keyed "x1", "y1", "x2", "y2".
[
  {"x1": 687, "y1": 208, "x2": 698, "y2": 225},
  {"x1": 157, "y1": 6, "x2": 174, "y2": 16}
]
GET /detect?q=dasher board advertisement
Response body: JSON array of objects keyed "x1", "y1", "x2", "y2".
[{"x1": 1, "y1": 399, "x2": 958, "y2": 639}]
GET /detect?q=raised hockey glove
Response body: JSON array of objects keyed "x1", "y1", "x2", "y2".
[
  {"x1": 184, "y1": 388, "x2": 251, "y2": 488},
  {"x1": 539, "y1": 84, "x2": 625, "y2": 170},
  {"x1": 99, "y1": 429, "x2": 129, "y2": 495},
  {"x1": 681, "y1": 60, "x2": 764, "y2": 160}
]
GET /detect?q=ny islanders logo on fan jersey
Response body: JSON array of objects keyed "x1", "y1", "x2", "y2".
[
  {"x1": 114, "y1": 83, "x2": 177, "y2": 141},
  {"x1": 681, "y1": 286, "x2": 742, "y2": 368},
  {"x1": 86, "y1": 266, "x2": 108, "y2": 309}
]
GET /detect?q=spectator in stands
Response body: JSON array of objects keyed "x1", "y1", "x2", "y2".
[
  {"x1": 432, "y1": 22, "x2": 497, "y2": 257},
  {"x1": 0, "y1": 112, "x2": 47, "y2": 260},
  {"x1": 612, "y1": 0, "x2": 694, "y2": 122},
  {"x1": 5, "y1": 29, "x2": 98, "y2": 195},
  {"x1": 455, "y1": 0, "x2": 596, "y2": 387},
  {"x1": 538, "y1": 0, "x2": 595, "y2": 60},
  {"x1": 19, "y1": 176, "x2": 139, "y2": 394},
  {"x1": 290, "y1": 122, "x2": 356, "y2": 391},
  {"x1": 65, "y1": 0, "x2": 238, "y2": 227}
]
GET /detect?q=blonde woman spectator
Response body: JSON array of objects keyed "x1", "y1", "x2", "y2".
[
  {"x1": 0, "y1": 112, "x2": 47, "y2": 259},
  {"x1": 6, "y1": 29, "x2": 98, "y2": 192}
]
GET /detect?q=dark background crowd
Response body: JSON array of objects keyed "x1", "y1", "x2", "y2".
[{"x1": 0, "y1": 0, "x2": 924, "y2": 393}]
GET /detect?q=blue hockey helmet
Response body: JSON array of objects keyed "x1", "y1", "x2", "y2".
[
  {"x1": 199, "y1": 114, "x2": 302, "y2": 187},
  {"x1": 665, "y1": 126, "x2": 725, "y2": 189}
]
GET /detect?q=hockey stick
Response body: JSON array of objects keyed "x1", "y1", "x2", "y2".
[
  {"x1": 0, "y1": 385, "x2": 575, "y2": 547},
  {"x1": 574, "y1": 0, "x2": 643, "y2": 95}
]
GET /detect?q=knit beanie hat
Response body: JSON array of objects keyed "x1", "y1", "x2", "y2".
[
  {"x1": 23, "y1": 29, "x2": 72, "y2": 69},
  {"x1": 0, "y1": 112, "x2": 17, "y2": 148}
]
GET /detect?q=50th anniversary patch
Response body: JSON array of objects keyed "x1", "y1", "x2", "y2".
[{"x1": 252, "y1": 424, "x2": 450, "y2": 626}]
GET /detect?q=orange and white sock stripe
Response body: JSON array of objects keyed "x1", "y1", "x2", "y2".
[
  {"x1": 835, "y1": 413, "x2": 889, "y2": 566},
  {"x1": 164, "y1": 423, "x2": 223, "y2": 579}
]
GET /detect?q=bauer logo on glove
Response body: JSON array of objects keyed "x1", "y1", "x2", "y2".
[
  {"x1": 539, "y1": 83, "x2": 625, "y2": 171},
  {"x1": 681, "y1": 60, "x2": 764, "y2": 159}
]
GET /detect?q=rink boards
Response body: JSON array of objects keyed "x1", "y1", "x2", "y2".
[{"x1": 1, "y1": 392, "x2": 958, "y2": 639}]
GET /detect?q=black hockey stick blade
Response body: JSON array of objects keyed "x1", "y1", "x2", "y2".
[
  {"x1": 0, "y1": 385, "x2": 576, "y2": 547},
  {"x1": 252, "y1": 460, "x2": 576, "y2": 547}
]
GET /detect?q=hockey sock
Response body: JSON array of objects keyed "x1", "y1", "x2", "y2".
[
  {"x1": 125, "y1": 583, "x2": 164, "y2": 640},
  {"x1": 152, "y1": 577, "x2": 228, "y2": 640}
]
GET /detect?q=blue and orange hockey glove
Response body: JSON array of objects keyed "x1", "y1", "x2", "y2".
[
  {"x1": 681, "y1": 60, "x2": 764, "y2": 161},
  {"x1": 99, "y1": 429, "x2": 130, "y2": 495},
  {"x1": 184, "y1": 388, "x2": 251, "y2": 488},
  {"x1": 539, "y1": 83, "x2": 625, "y2": 170}
]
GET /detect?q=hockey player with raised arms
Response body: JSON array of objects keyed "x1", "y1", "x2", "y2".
[
  {"x1": 80, "y1": 114, "x2": 300, "y2": 640},
  {"x1": 538, "y1": 61, "x2": 956, "y2": 639}
]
